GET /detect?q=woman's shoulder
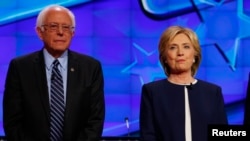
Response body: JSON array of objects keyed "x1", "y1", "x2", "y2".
[
  {"x1": 143, "y1": 79, "x2": 178, "y2": 91},
  {"x1": 144, "y1": 79, "x2": 167, "y2": 86},
  {"x1": 196, "y1": 79, "x2": 221, "y2": 89}
]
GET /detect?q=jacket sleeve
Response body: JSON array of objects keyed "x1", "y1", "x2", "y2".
[
  {"x1": 214, "y1": 86, "x2": 228, "y2": 124},
  {"x1": 78, "y1": 60, "x2": 105, "y2": 141},
  {"x1": 139, "y1": 84, "x2": 157, "y2": 141},
  {"x1": 3, "y1": 59, "x2": 28, "y2": 141},
  {"x1": 244, "y1": 74, "x2": 250, "y2": 125}
]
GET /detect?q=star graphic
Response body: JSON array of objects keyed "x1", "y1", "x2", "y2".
[{"x1": 121, "y1": 42, "x2": 165, "y2": 85}]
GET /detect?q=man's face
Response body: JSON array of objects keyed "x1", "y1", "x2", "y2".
[{"x1": 36, "y1": 8, "x2": 75, "y2": 58}]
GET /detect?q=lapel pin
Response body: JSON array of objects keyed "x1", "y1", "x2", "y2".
[{"x1": 70, "y1": 68, "x2": 74, "y2": 72}]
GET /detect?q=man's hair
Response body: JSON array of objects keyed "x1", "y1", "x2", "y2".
[{"x1": 36, "y1": 4, "x2": 76, "y2": 30}]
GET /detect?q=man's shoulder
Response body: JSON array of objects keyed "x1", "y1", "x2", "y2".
[
  {"x1": 69, "y1": 50, "x2": 93, "y2": 59},
  {"x1": 11, "y1": 50, "x2": 40, "y2": 62},
  {"x1": 69, "y1": 50, "x2": 100, "y2": 64}
]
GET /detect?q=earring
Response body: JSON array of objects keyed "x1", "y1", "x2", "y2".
[{"x1": 193, "y1": 59, "x2": 195, "y2": 63}]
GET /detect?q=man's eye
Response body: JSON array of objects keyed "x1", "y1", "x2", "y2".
[
  {"x1": 50, "y1": 25, "x2": 58, "y2": 28},
  {"x1": 62, "y1": 26, "x2": 70, "y2": 29}
]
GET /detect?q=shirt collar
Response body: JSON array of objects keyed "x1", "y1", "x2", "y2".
[{"x1": 43, "y1": 48, "x2": 68, "y2": 71}]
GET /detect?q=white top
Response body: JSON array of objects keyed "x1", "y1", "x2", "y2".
[{"x1": 185, "y1": 79, "x2": 197, "y2": 141}]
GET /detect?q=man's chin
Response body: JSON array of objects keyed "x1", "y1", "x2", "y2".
[{"x1": 53, "y1": 46, "x2": 68, "y2": 51}]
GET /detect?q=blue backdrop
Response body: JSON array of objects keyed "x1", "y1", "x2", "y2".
[{"x1": 0, "y1": 0, "x2": 248, "y2": 136}]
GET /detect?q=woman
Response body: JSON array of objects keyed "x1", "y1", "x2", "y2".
[{"x1": 139, "y1": 26, "x2": 228, "y2": 141}]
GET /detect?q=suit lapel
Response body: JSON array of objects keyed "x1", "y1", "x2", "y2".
[
  {"x1": 33, "y1": 51, "x2": 50, "y2": 122},
  {"x1": 64, "y1": 51, "x2": 78, "y2": 120}
]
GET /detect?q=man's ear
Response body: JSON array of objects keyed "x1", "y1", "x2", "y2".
[{"x1": 36, "y1": 27, "x2": 43, "y2": 40}]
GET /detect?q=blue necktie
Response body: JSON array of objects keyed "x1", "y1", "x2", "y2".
[{"x1": 50, "y1": 59, "x2": 65, "y2": 141}]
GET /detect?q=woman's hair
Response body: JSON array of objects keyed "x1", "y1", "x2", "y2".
[
  {"x1": 158, "y1": 25, "x2": 201, "y2": 77},
  {"x1": 35, "y1": 4, "x2": 76, "y2": 30}
]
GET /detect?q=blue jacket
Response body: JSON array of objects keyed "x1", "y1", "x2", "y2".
[{"x1": 140, "y1": 79, "x2": 228, "y2": 141}]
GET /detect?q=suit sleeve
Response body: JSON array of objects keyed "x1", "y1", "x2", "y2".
[
  {"x1": 244, "y1": 92, "x2": 250, "y2": 125},
  {"x1": 244, "y1": 74, "x2": 250, "y2": 125},
  {"x1": 139, "y1": 84, "x2": 157, "y2": 141},
  {"x1": 80, "y1": 61, "x2": 105, "y2": 141},
  {"x1": 3, "y1": 59, "x2": 27, "y2": 141}
]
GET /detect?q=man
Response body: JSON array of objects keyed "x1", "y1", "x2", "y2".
[{"x1": 3, "y1": 4, "x2": 105, "y2": 141}]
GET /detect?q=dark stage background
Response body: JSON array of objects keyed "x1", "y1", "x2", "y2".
[{"x1": 0, "y1": 0, "x2": 249, "y2": 137}]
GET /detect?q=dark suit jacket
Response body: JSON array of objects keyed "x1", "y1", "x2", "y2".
[
  {"x1": 139, "y1": 79, "x2": 228, "y2": 141},
  {"x1": 3, "y1": 49, "x2": 105, "y2": 141},
  {"x1": 244, "y1": 72, "x2": 250, "y2": 125}
]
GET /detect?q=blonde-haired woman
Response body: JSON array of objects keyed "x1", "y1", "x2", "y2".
[{"x1": 139, "y1": 26, "x2": 228, "y2": 141}]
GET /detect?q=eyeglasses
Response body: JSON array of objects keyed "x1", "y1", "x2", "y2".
[{"x1": 41, "y1": 23, "x2": 74, "y2": 32}]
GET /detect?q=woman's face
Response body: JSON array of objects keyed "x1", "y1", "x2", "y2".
[{"x1": 164, "y1": 33, "x2": 196, "y2": 75}]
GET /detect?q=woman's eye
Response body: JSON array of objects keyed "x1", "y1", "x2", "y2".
[{"x1": 169, "y1": 46, "x2": 176, "y2": 50}]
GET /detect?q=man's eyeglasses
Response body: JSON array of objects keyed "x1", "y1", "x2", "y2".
[{"x1": 41, "y1": 23, "x2": 74, "y2": 32}]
